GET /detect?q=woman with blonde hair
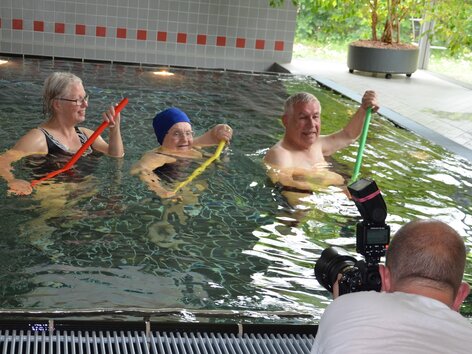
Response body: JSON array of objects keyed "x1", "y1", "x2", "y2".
[{"x1": 0, "y1": 71, "x2": 124, "y2": 196}]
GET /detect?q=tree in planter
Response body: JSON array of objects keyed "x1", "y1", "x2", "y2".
[
  {"x1": 282, "y1": 0, "x2": 471, "y2": 56},
  {"x1": 298, "y1": 0, "x2": 424, "y2": 47},
  {"x1": 271, "y1": 0, "x2": 423, "y2": 77},
  {"x1": 349, "y1": 0, "x2": 423, "y2": 51},
  {"x1": 345, "y1": 0, "x2": 423, "y2": 77},
  {"x1": 379, "y1": 0, "x2": 421, "y2": 45},
  {"x1": 271, "y1": 0, "x2": 471, "y2": 77}
]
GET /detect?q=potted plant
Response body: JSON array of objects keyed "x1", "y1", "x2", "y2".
[
  {"x1": 270, "y1": 0, "x2": 424, "y2": 78},
  {"x1": 346, "y1": 0, "x2": 421, "y2": 78},
  {"x1": 271, "y1": 0, "x2": 470, "y2": 79}
]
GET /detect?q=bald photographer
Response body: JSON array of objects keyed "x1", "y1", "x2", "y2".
[{"x1": 312, "y1": 219, "x2": 472, "y2": 354}]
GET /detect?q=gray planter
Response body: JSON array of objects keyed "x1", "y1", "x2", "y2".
[{"x1": 347, "y1": 43, "x2": 419, "y2": 78}]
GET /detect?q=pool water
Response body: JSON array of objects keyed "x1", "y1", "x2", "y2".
[{"x1": 0, "y1": 57, "x2": 471, "y2": 323}]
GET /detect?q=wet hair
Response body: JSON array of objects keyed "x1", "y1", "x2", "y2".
[
  {"x1": 42, "y1": 72, "x2": 83, "y2": 118},
  {"x1": 284, "y1": 92, "x2": 320, "y2": 116},
  {"x1": 386, "y1": 219, "x2": 466, "y2": 296}
]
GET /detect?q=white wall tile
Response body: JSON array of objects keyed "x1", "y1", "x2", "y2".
[{"x1": 1, "y1": 0, "x2": 296, "y2": 71}]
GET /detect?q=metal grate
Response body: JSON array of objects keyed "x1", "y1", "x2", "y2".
[{"x1": 0, "y1": 330, "x2": 314, "y2": 354}]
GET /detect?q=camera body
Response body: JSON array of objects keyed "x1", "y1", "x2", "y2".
[{"x1": 315, "y1": 178, "x2": 390, "y2": 295}]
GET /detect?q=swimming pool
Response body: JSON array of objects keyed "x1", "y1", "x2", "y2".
[{"x1": 0, "y1": 56, "x2": 471, "y2": 324}]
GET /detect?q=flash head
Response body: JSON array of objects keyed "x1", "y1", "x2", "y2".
[{"x1": 348, "y1": 178, "x2": 387, "y2": 225}]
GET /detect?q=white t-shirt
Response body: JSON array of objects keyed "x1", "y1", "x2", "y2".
[{"x1": 312, "y1": 291, "x2": 472, "y2": 354}]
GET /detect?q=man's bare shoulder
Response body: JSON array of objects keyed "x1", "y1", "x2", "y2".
[{"x1": 264, "y1": 141, "x2": 293, "y2": 168}]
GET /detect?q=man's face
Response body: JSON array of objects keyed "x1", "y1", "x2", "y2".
[{"x1": 283, "y1": 100, "x2": 321, "y2": 148}]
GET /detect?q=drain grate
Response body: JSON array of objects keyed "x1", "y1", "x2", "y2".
[{"x1": 0, "y1": 330, "x2": 315, "y2": 353}]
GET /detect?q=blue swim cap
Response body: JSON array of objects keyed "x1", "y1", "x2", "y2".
[{"x1": 153, "y1": 107, "x2": 191, "y2": 145}]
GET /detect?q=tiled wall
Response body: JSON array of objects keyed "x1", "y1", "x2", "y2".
[{"x1": 0, "y1": 0, "x2": 297, "y2": 72}]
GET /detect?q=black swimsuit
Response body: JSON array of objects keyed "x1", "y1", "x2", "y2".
[
  {"x1": 153, "y1": 155, "x2": 199, "y2": 184},
  {"x1": 278, "y1": 184, "x2": 314, "y2": 194},
  {"x1": 25, "y1": 127, "x2": 96, "y2": 180},
  {"x1": 38, "y1": 127, "x2": 93, "y2": 156}
]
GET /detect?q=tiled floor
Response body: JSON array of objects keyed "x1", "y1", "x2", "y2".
[{"x1": 280, "y1": 57, "x2": 472, "y2": 161}]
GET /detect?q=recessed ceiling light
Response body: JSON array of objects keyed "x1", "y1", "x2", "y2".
[{"x1": 153, "y1": 70, "x2": 174, "y2": 76}]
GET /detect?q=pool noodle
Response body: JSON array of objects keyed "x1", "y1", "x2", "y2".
[
  {"x1": 350, "y1": 107, "x2": 372, "y2": 184},
  {"x1": 30, "y1": 97, "x2": 129, "y2": 187},
  {"x1": 173, "y1": 140, "x2": 226, "y2": 193}
]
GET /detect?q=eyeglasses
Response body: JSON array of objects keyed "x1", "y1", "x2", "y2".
[
  {"x1": 170, "y1": 130, "x2": 195, "y2": 139},
  {"x1": 55, "y1": 94, "x2": 89, "y2": 106}
]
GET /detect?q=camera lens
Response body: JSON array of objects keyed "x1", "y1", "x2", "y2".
[{"x1": 315, "y1": 246, "x2": 357, "y2": 293}]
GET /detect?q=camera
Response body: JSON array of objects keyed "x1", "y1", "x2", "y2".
[{"x1": 314, "y1": 178, "x2": 390, "y2": 295}]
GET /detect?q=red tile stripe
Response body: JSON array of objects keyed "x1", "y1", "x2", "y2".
[
  {"x1": 55, "y1": 23, "x2": 65, "y2": 34},
  {"x1": 137, "y1": 29, "x2": 147, "y2": 40},
  {"x1": 76, "y1": 24, "x2": 86, "y2": 35},
  {"x1": 216, "y1": 36, "x2": 226, "y2": 47},
  {"x1": 34, "y1": 21, "x2": 44, "y2": 32},
  {"x1": 177, "y1": 32, "x2": 187, "y2": 43},
  {"x1": 255, "y1": 39, "x2": 265, "y2": 50},
  {"x1": 1, "y1": 18, "x2": 286, "y2": 52},
  {"x1": 157, "y1": 31, "x2": 167, "y2": 42},
  {"x1": 197, "y1": 34, "x2": 207, "y2": 45},
  {"x1": 116, "y1": 28, "x2": 127, "y2": 39},
  {"x1": 275, "y1": 40, "x2": 284, "y2": 51},
  {"x1": 12, "y1": 19, "x2": 23, "y2": 30},
  {"x1": 236, "y1": 38, "x2": 246, "y2": 48},
  {"x1": 96, "y1": 26, "x2": 106, "y2": 37}
]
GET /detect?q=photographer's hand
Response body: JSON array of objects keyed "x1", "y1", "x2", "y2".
[{"x1": 333, "y1": 274, "x2": 342, "y2": 299}]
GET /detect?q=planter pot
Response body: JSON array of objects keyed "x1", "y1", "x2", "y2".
[{"x1": 347, "y1": 43, "x2": 419, "y2": 79}]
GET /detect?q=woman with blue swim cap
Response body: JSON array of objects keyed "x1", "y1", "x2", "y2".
[{"x1": 131, "y1": 107, "x2": 233, "y2": 199}]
